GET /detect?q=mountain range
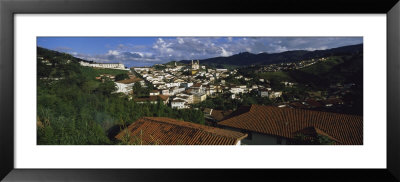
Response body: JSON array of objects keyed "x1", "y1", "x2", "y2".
[{"x1": 178, "y1": 44, "x2": 363, "y2": 67}]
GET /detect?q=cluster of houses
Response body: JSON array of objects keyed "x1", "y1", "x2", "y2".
[
  {"x1": 92, "y1": 59, "x2": 353, "y2": 118},
  {"x1": 276, "y1": 82, "x2": 356, "y2": 110},
  {"x1": 259, "y1": 57, "x2": 328, "y2": 72},
  {"x1": 125, "y1": 61, "x2": 285, "y2": 109}
]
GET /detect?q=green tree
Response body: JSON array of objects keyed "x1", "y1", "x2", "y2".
[
  {"x1": 96, "y1": 81, "x2": 117, "y2": 96},
  {"x1": 115, "y1": 73, "x2": 129, "y2": 81}
]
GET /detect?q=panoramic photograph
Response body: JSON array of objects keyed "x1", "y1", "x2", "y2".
[{"x1": 36, "y1": 37, "x2": 363, "y2": 145}]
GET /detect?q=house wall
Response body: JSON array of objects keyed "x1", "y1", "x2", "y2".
[
  {"x1": 241, "y1": 132, "x2": 287, "y2": 145},
  {"x1": 221, "y1": 126, "x2": 287, "y2": 145},
  {"x1": 193, "y1": 94, "x2": 206, "y2": 104},
  {"x1": 260, "y1": 91, "x2": 268, "y2": 98},
  {"x1": 171, "y1": 102, "x2": 185, "y2": 109},
  {"x1": 236, "y1": 140, "x2": 241, "y2": 145},
  {"x1": 150, "y1": 92, "x2": 159, "y2": 96}
]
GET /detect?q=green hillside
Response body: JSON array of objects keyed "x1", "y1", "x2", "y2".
[
  {"x1": 37, "y1": 47, "x2": 205, "y2": 145},
  {"x1": 289, "y1": 54, "x2": 363, "y2": 89},
  {"x1": 259, "y1": 71, "x2": 293, "y2": 82},
  {"x1": 254, "y1": 54, "x2": 363, "y2": 89}
]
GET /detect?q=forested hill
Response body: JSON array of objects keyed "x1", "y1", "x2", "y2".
[
  {"x1": 178, "y1": 44, "x2": 363, "y2": 67},
  {"x1": 36, "y1": 47, "x2": 205, "y2": 145},
  {"x1": 37, "y1": 46, "x2": 91, "y2": 63}
]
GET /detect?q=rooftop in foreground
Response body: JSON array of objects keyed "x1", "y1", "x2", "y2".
[
  {"x1": 218, "y1": 105, "x2": 363, "y2": 145},
  {"x1": 115, "y1": 117, "x2": 247, "y2": 145}
]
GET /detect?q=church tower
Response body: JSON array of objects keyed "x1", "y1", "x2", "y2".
[{"x1": 191, "y1": 60, "x2": 200, "y2": 75}]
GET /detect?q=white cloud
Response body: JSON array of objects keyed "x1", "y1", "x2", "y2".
[
  {"x1": 67, "y1": 37, "x2": 363, "y2": 67},
  {"x1": 177, "y1": 38, "x2": 184, "y2": 44},
  {"x1": 107, "y1": 50, "x2": 120, "y2": 56},
  {"x1": 219, "y1": 47, "x2": 233, "y2": 57}
]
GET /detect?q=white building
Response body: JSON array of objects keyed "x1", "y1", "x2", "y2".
[
  {"x1": 230, "y1": 87, "x2": 244, "y2": 95},
  {"x1": 161, "y1": 89, "x2": 170, "y2": 96},
  {"x1": 133, "y1": 67, "x2": 151, "y2": 72},
  {"x1": 193, "y1": 93, "x2": 207, "y2": 104},
  {"x1": 114, "y1": 82, "x2": 134, "y2": 94},
  {"x1": 79, "y1": 61, "x2": 127, "y2": 70},
  {"x1": 269, "y1": 91, "x2": 283, "y2": 99},
  {"x1": 216, "y1": 69, "x2": 228, "y2": 72},
  {"x1": 171, "y1": 99, "x2": 188, "y2": 109},
  {"x1": 191, "y1": 60, "x2": 200, "y2": 70},
  {"x1": 181, "y1": 82, "x2": 193, "y2": 88},
  {"x1": 259, "y1": 89, "x2": 269, "y2": 98},
  {"x1": 166, "y1": 82, "x2": 180, "y2": 88},
  {"x1": 150, "y1": 90, "x2": 160, "y2": 96},
  {"x1": 176, "y1": 93, "x2": 194, "y2": 104}
]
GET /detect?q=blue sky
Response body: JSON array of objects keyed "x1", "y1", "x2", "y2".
[{"x1": 37, "y1": 37, "x2": 363, "y2": 67}]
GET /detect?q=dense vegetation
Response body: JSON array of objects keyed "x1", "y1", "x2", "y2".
[
  {"x1": 37, "y1": 47, "x2": 204, "y2": 145},
  {"x1": 115, "y1": 73, "x2": 130, "y2": 81}
]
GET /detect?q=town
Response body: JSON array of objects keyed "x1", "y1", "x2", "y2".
[
  {"x1": 74, "y1": 55, "x2": 362, "y2": 145},
  {"x1": 36, "y1": 40, "x2": 363, "y2": 146},
  {"x1": 85, "y1": 57, "x2": 358, "y2": 117}
]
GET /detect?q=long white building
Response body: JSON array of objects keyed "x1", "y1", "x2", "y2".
[{"x1": 79, "y1": 61, "x2": 127, "y2": 70}]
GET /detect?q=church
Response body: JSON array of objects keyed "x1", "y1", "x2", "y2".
[{"x1": 191, "y1": 60, "x2": 200, "y2": 75}]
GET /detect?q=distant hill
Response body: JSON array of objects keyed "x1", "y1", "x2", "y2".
[
  {"x1": 37, "y1": 46, "x2": 90, "y2": 64},
  {"x1": 178, "y1": 44, "x2": 363, "y2": 67}
]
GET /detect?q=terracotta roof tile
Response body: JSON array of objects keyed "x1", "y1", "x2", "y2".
[
  {"x1": 192, "y1": 83, "x2": 202, "y2": 87},
  {"x1": 305, "y1": 99, "x2": 323, "y2": 108},
  {"x1": 218, "y1": 105, "x2": 363, "y2": 145},
  {"x1": 290, "y1": 102, "x2": 307, "y2": 109},
  {"x1": 115, "y1": 117, "x2": 247, "y2": 145},
  {"x1": 211, "y1": 110, "x2": 233, "y2": 121},
  {"x1": 116, "y1": 77, "x2": 142, "y2": 84},
  {"x1": 158, "y1": 95, "x2": 169, "y2": 101}
]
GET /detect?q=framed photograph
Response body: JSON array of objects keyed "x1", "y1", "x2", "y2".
[{"x1": 1, "y1": 0, "x2": 399, "y2": 181}]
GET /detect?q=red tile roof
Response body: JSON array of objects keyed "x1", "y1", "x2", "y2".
[
  {"x1": 115, "y1": 117, "x2": 247, "y2": 145},
  {"x1": 290, "y1": 102, "x2": 307, "y2": 109},
  {"x1": 192, "y1": 83, "x2": 202, "y2": 87},
  {"x1": 322, "y1": 98, "x2": 344, "y2": 105},
  {"x1": 218, "y1": 105, "x2": 363, "y2": 145},
  {"x1": 305, "y1": 99, "x2": 323, "y2": 108},
  {"x1": 211, "y1": 110, "x2": 233, "y2": 121},
  {"x1": 158, "y1": 95, "x2": 169, "y2": 101},
  {"x1": 116, "y1": 77, "x2": 142, "y2": 84}
]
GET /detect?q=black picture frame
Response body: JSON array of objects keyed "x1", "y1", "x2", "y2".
[{"x1": 1, "y1": 0, "x2": 399, "y2": 181}]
